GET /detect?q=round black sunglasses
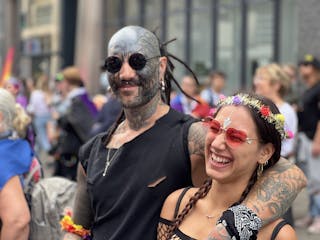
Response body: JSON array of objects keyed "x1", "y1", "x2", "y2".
[{"x1": 104, "y1": 53, "x2": 160, "y2": 73}]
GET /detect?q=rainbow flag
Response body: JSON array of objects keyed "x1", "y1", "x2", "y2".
[{"x1": 0, "y1": 47, "x2": 15, "y2": 87}]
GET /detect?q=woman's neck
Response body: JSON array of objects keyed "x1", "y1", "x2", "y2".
[
  {"x1": 206, "y1": 179, "x2": 249, "y2": 211},
  {"x1": 269, "y1": 94, "x2": 284, "y2": 106}
]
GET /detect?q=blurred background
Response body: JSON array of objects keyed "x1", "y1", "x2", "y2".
[{"x1": 1, "y1": 0, "x2": 320, "y2": 95}]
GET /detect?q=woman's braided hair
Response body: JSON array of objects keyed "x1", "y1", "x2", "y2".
[{"x1": 166, "y1": 179, "x2": 212, "y2": 238}]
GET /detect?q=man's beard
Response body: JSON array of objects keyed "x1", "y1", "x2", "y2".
[{"x1": 111, "y1": 75, "x2": 160, "y2": 108}]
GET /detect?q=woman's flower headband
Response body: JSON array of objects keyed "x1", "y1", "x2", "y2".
[{"x1": 217, "y1": 94, "x2": 293, "y2": 140}]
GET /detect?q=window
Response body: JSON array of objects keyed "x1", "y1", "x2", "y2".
[
  {"x1": 217, "y1": 0, "x2": 242, "y2": 93},
  {"x1": 167, "y1": 0, "x2": 186, "y2": 82},
  {"x1": 191, "y1": 0, "x2": 212, "y2": 79},
  {"x1": 35, "y1": 4, "x2": 52, "y2": 25}
]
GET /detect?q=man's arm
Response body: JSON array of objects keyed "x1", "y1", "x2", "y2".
[
  {"x1": 243, "y1": 158, "x2": 307, "y2": 225},
  {"x1": 62, "y1": 164, "x2": 93, "y2": 240},
  {"x1": 188, "y1": 122, "x2": 307, "y2": 239},
  {"x1": 206, "y1": 158, "x2": 307, "y2": 239},
  {"x1": 188, "y1": 122, "x2": 207, "y2": 187}
]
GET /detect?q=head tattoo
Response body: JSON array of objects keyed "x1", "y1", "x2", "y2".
[{"x1": 106, "y1": 25, "x2": 200, "y2": 105}]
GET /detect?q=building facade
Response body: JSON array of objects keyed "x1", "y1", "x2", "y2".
[
  {"x1": 77, "y1": 0, "x2": 300, "y2": 94},
  {"x1": 19, "y1": 0, "x2": 62, "y2": 79},
  {"x1": 2, "y1": 0, "x2": 320, "y2": 94}
]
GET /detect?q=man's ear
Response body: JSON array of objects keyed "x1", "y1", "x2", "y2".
[
  {"x1": 258, "y1": 143, "x2": 275, "y2": 165},
  {"x1": 159, "y1": 56, "x2": 167, "y2": 79}
]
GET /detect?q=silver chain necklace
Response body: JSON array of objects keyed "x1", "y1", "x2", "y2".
[{"x1": 102, "y1": 148, "x2": 121, "y2": 176}]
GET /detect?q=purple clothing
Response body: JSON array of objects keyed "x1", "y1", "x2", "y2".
[
  {"x1": 80, "y1": 93, "x2": 98, "y2": 117},
  {"x1": 16, "y1": 95, "x2": 28, "y2": 109},
  {"x1": 170, "y1": 94, "x2": 184, "y2": 113}
]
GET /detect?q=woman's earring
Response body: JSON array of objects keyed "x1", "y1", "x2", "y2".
[
  {"x1": 257, "y1": 164, "x2": 264, "y2": 179},
  {"x1": 160, "y1": 79, "x2": 165, "y2": 91},
  {"x1": 257, "y1": 161, "x2": 268, "y2": 179}
]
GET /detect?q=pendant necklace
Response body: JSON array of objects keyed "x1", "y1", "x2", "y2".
[{"x1": 102, "y1": 147, "x2": 121, "y2": 176}]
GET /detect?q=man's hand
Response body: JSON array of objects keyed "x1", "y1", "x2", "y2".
[{"x1": 62, "y1": 233, "x2": 82, "y2": 240}]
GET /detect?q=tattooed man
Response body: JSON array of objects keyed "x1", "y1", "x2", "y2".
[{"x1": 63, "y1": 26, "x2": 306, "y2": 240}]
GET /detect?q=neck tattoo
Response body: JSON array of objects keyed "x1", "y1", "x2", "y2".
[{"x1": 125, "y1": 93, "x2": 161, "y2": 130}]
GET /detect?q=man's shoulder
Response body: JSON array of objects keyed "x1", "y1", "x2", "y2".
[
  {"x1": 168, "y1": 107, "x2": 197, "y2": 123},
  {"x1": 80, "y1": 133, "x2": 106, "y2": 156}
]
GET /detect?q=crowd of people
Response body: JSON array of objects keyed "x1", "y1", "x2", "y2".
[{"x1": 1, "y1": 24, "x2": 319, "y2": 240}]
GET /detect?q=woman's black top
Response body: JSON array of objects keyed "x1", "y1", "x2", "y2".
[{"x1": 158, "y1": 188, "x2": 288, "y2": 240}]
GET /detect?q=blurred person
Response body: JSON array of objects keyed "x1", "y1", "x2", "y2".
[
  {"x1": 295, "y1": 54, "x2": 320, "y2": 234},
  {"x1": 254, "y1": 63, "x2": 298, "y2": 227},
  {"x1": 27, "y1": 74, "x2": 52, "y2": 153},
  {"x1": 61, "y1": 26, "x2": 306, "y2": 240},
  {"x1": 24, "y1": 77, "x2": 35, "y2": 102},
  {"x1": 0, "y1": 88, "x2": 33, "y2": 240},
  {"x1": 89, "y1": 91, "x2": 122, "y2": 137},
  {"x1": 254, "y1": 63, "x2": 297, "y2": 159},
  {"x1": 200, "y1": 70, "x2": 226, "y2": 108},
  {"x1": 282, "y1": 64, "x2": 305, "y2": 111},
  {"x1": 92, "y1": 94, "x2": 107, "y2": 111},
  {"x1": 171, "y1": 75, "x2": 210, "y2": 118},
  {"x1": 46, "y1": 73, "x2": 69, "y2": 157},
  {"x1": 4, "y1": 76, "x2": 28, "y2": 109},
  {"x1": 158, "y1": 93, "x2": 297, "y2": 240},
  {"x1": 53, "y1": 66, "x2": 97, "y2": 181}
]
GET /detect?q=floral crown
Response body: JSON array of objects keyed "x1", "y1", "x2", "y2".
[{"x1": 217, "y1": 94, "x2": 293, "y2": 140}]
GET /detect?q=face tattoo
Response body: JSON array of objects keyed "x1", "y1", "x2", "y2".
[{"x1": 106, "y1": 26, "x2": 162, "y2": 108}]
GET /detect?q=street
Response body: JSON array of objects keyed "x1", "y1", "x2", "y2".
[{"x1": 294, "y1": 189, "x2": 319, "y2": 239}]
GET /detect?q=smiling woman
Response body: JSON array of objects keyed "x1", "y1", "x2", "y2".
[{"x1": 158, "y1": 93, "x2": 298, "y2": 240}]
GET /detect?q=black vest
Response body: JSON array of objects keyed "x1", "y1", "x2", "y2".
[{"x1": 80, "y1": 109, "x2": 196, "y2": 240}]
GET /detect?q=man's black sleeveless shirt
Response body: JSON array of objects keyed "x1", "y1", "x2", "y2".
[{"x1": 79, "y1": 109, "x2": 196, "y2": 239}]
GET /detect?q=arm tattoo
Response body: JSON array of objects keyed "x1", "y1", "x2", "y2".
[
  {"x1": 188, "y1": 122, "x2": 208, "y2": 186},
  {"x1": 243, "y1": 158, "x2": 307, "y2": 225},
  {"x1": 206, "y1": 223, "x2": 232, "y2": 240},
  {"x1": 188, "y1": 122, "x2": 206, "y2": 158}
]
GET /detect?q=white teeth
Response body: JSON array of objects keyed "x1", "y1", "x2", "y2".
[{"x1": 211, "y1": 154, "x2": 230, "y2": 163}]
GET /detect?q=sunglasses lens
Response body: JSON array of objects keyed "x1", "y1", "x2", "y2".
[
  {"x1": 226, "y1": 128, "x2": 247, "y2": 148},
  {"x1": 202, "y1": 117, "x2": 221, "y2": 134},
  {"x1": 209, "y1": 119, "x2": 221, "y2": 134},
  {"x1": 129, "y1": 53, "x2": 147, "y2": 70},
  {"x1": 105, "y1": 56, "x2": 122, "y2": 73}
]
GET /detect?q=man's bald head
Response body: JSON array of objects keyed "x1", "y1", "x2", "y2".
[{"x1": 108, "y1": 26, "x2": 160, "y2": 58}]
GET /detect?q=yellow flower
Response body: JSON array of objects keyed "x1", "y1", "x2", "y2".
[{"x1": 275, "y1": 114, "x2": 285, "y2": 124}]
